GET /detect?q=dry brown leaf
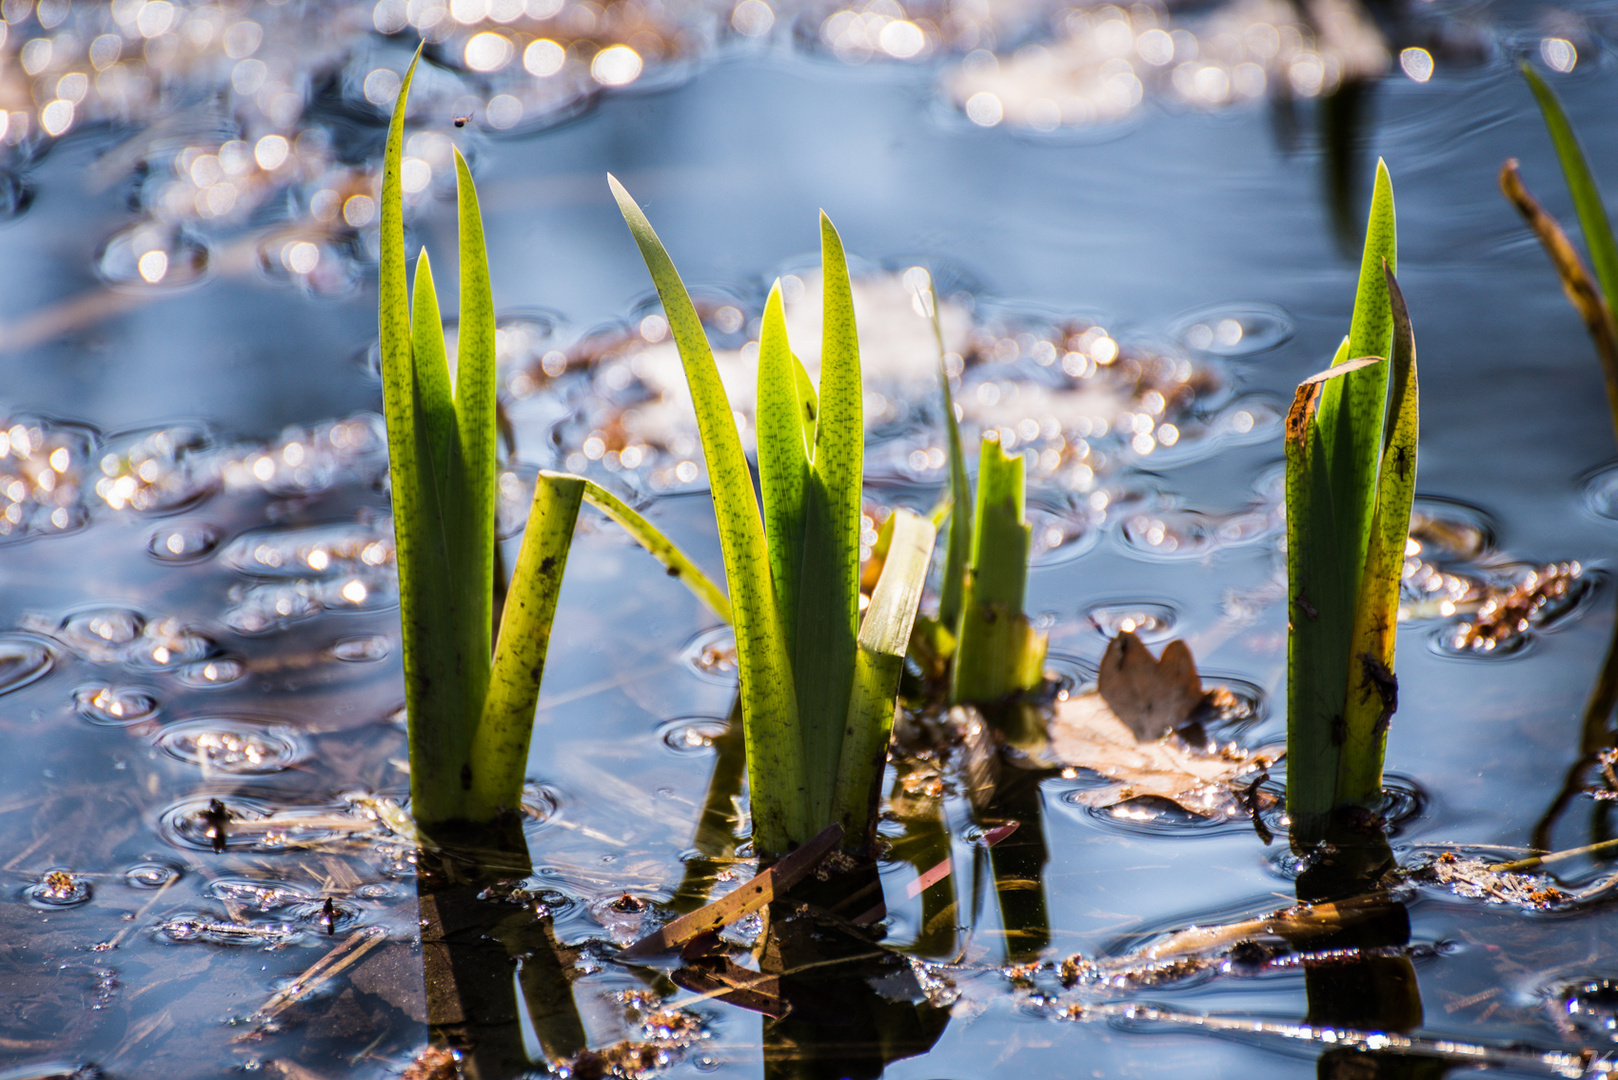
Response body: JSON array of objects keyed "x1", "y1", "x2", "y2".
[
  {"x1": 1098, "y1": 631, "x2": 1204, "y2": 739},
  {"x1": 1051, "y1": 691, "x2": 1280, "y2": 818}
]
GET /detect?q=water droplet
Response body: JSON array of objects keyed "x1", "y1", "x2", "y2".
[
  {"x1": 329, "y1": 635, "x2": 390, "y2": 662},
  {"x1": 156, "y1": 719, "x2": 304, "y2": 774},
  {"x1": 124, "y1": 862, "x2": 181, "y2": 888},
  {"x1": 0, "y1": 634, "x2": 53, "y2": 694},
  {"x1": 657, "y1": 716, "x2": 730, "y2": 753},
  {"x1": 26, "y1": 868, "x2": 92, "y2": 908},
  {"x1": 74, "y1": 685, "x2": 158, "y2": 725},
  {"x1": 146, "y1": 522, "x2": 221, "y2": 563},
  {"x1": 681, "y1": 626, "x2": 738, "y2": 685},
  {"x1": 1170, "y1": 303, "x2": 1294, "y2": 357},
  {"x1": 175, "y1": 658, "x2": 246, "y2": 687}
]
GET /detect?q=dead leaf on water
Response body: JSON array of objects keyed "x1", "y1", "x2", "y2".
[
  {"x1": 1052, "y1": 632, "x2": 1280, "y2": 818},
  {"x1": 1098, "y1": 631, "x2": 1203, "y2": 740}
]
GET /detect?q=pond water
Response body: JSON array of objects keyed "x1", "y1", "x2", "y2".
[{"x1": 7, "y1": 0, "x2": 1618, "y2": 1077}]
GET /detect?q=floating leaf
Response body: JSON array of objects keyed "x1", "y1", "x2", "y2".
[
  {"x1": 1052, "y1": 642, "x2": 1280, "y2": 817},
  {"x1": 1097, "y1": 631, "x2": 1203, "y2": 741}
]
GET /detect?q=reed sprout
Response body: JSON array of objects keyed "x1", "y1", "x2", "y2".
[
  {"x1": 1286, "y1": 160, "x2": 1419, "y2": 844},
  {"x1": 611, "y1": 180, "x2": 935, "y2": 858}
]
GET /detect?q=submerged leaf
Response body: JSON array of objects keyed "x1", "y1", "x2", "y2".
[{"x1": 1052, "y1": 670, "x2": 1280, "y2": 818}]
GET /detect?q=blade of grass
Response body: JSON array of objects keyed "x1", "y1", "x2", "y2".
[
  {"x1": 792, "y1": 213, "x2": 864, "y2": 828},
  {"x1": 381, "y1": 49, "x2": 471, "y2": 828},
  {"x1": 470, "y1": 472, "x2": 585, "y2": 820},
  {"x1": 1338, "y1": 267, "x2": 1418, "y2": 808},
  {"x1": 608, "y1": 176, "x2": 807, "y2": 854},
  {"x1": 951, "y1": 436, "x2": 1044, "y2": 704},
  {"x1": 938, "y1": 362, "x2": 971, "y2": 633},
  {"x1": 453, "y1": 148, "x2": 498, "y2": 760},
  {"x1": 1500, "y1": 159, "x2": 1618, "y2": 442},
  {"x1": 1522, "y1": 64, "x2": 1618, "y2": 316},
  {"x1": 756, "y1": 281, "x2": 811, "y2": 658},
  {"x1": 833, "y1": 508, "x2": 936, "y2": 850},
  {"x1": 578, "y1": 479, "x2": 731, "y2": 624},
  {"x1": 410, "y1": 251, "x2": 454, "y2": 499},
  {"x1": 1284, "y1": 354, "x2": 1384, "y2": 840}
]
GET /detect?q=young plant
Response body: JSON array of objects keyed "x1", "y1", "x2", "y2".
[
  {"x1": 910, "y1": 289, "x2": 1047, "y2": 708},
  {"x1": 1285, "y1": 160, "x2": 1419, "y2": 844},
  {"x1": 381, "y1": 56, "x2": 729, "y2": 838},
  {"x1": 610, "y1": 179, "x2": 935, "y2": 858}
]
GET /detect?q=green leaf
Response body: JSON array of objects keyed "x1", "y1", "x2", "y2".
[
  {"x1": 793, "y1": 214, "x2": 864, "y2": 827},
  {"x1": 756, "y1": 281, "x2": 810, "y2": 658},
  {"x1": 832, "y1": 508, "x2": 936, "y2": 849},
  {"x1": 1283, "y1": 352, "x2": 1384, "y2": 840},
  {"x1": 1523, "y1": 63, "x2": 1618, "y2": 318},
  {"x1": 608, "y1": 175, "x2": 808, "y2": 855},
  {"x1": 1339, "y1": 266, "x2": 1418, "y2": 807},
  {"x1": 452, "y1": 148, "x2": 498, "y2": 750},
  {"x1": 471, "y1": 472, "x2": 585, "y2": 820},
  {"x1": 951, "y1": 436, "x2": 1045, "y2": 704},
  {"x1": 1314, "y1": 162, "x2": 1396, "y2": 627},
  {"x1": 380, "y1": 48, "x2": 474, "y2": 828},
  {"x1": 937, "y1": 363, "x2": 971, "y2": 634},
  {"x1": 578, "y1": 478, "x2": 731, "y2": 624},
  {"x1": 410, "y1": 251, "x2": 454, "y2": 500}
]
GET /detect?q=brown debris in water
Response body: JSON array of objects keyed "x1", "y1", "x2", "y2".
[
  {"x1": 400, "y1": 1046, "x2": 462, "y2": 1080},
  {"x1": 1050, "y1": 633, "x2": 1280, "y2": 819},
  {"x1": 1450, "y1": 561, "x2": 1583, "y2": 654},
  {"x1": 1405, "y1": 851, "x2": 1574, "y2": 911}
]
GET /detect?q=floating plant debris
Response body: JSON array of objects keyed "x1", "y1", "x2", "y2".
[
  {"x1": 1443, "y1": 561, "x2": 1587, "y2": 655},
  {"x1": 1399, "y1": 849, "x2": 1603, "y2": 912},
  {"x1": 25, "y1": 868, "x2": 92, "y2": 908},
  {"x1": 1050, "y1": 634, "x2": 1279, "y2": 818}
]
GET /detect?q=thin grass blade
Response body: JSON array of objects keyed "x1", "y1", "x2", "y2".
[
  {"x1": 452, "y1": 148, "x2": 497, "y2": 747},
  {"x1": 833, "y1": 508, "x2": 936, "y2": 849},
  {"x1": 1339, "y1": 267, "x2": 1418, "y2": 807},
  {"x1": 608, "y1": 176, "x2": 807, "y2": 854},
  {"x1": 1500, "y1": 159, "x2": 1618, "y2": 442},
  {"x1": 471, "y1": 472, "x2": 585, "y2": 820},
  {"x1": 410, "y1": 251, "x2": 454, "y2": 497},
  {"x1": 756, "y1": 281, "x2": 810, "y2": 656},
  {"x1": 578, "y1": 479, "x2": 731, "y2": 624},
  {"x1": 1523, "y1": 63, "x2": 1618, "y2": 317},
  {"x1": 938, "y1": 362, "x2": 971, "y2": 633},
  {"x1": 793, "y1": 213, "x2": 863, "y2": 827}
]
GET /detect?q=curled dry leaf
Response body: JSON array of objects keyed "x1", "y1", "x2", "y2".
[{"x1": 1052, "y1": 632, "x2": 1280, "y2": 818}]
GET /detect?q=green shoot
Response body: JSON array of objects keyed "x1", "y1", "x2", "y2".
[
  {"x1": 1285, "y1": 160, "x2": 1419, "y2": 841},
  {"x1": 381, "y1": 56, "x2": 732, "y2": 837},
  {"x1": 950, "y1": 435, "x2": 1047, "y2": 705},
  {"x1": 609, "y1": 178, "x2": 936, "y2": 857}
]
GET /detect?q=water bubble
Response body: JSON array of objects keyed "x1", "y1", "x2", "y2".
[
  {"x1": 1171, "y1": 304, "x2": 1294, "y2": 357},
  {"x1": 96, "y1": 425, "x2": 217, "y2": 513},
  {"x1": 0, "y1": 634, "x2": 53, "y2": 694},
  {"x1": 1083, "y1": 601, "x2": 1177, "y2": 642},
  {"x1": 97, "y1": 225, "x2": 209, "y2": 290},
  {"x1": 146, "y1": 522, "x2": 221, "y2": 563},
  {"x1": 680, "y1": 626, "x2": 738, "y2": 685},
  {"x1": 657, "y1": 716, "x2": 730, "y2": 754},
  {"x1": 156, "y1": 719, "x2": 304, "y2": 774},
  {"x1": 125, "y1": 619, "x2": 214, "y2": 670},
  {"x1": 124, "y1": 862, "x2": 181, "y2": 888},
  {"x1": 223, "y1": 521, "x2": 394, "y2": 579},
  {"x1": 1581, "y1": 462, "x2": 1618, "y2": 521},
  {"x1": 329, "y1": 635, "x2": 390, "y2": 662},
  {"x1": 60, "y1": 610, "x2": 145, "y2": 659},
  {"x1": 26, "y1": 868, "x2": 92, "y2": 908},
  {"x1": 1027, "y1": 496, "x2": 1101, "y2": 564},
  {"x1": 74, "y1": 685, "x2": 158, "y2": 725},
  {"x1": 1552, "y1": 978, "x2": 1618, "y2": 1041},
  {"x1": 175, "y1": 658, "x2": 246, "y2": 687}
]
